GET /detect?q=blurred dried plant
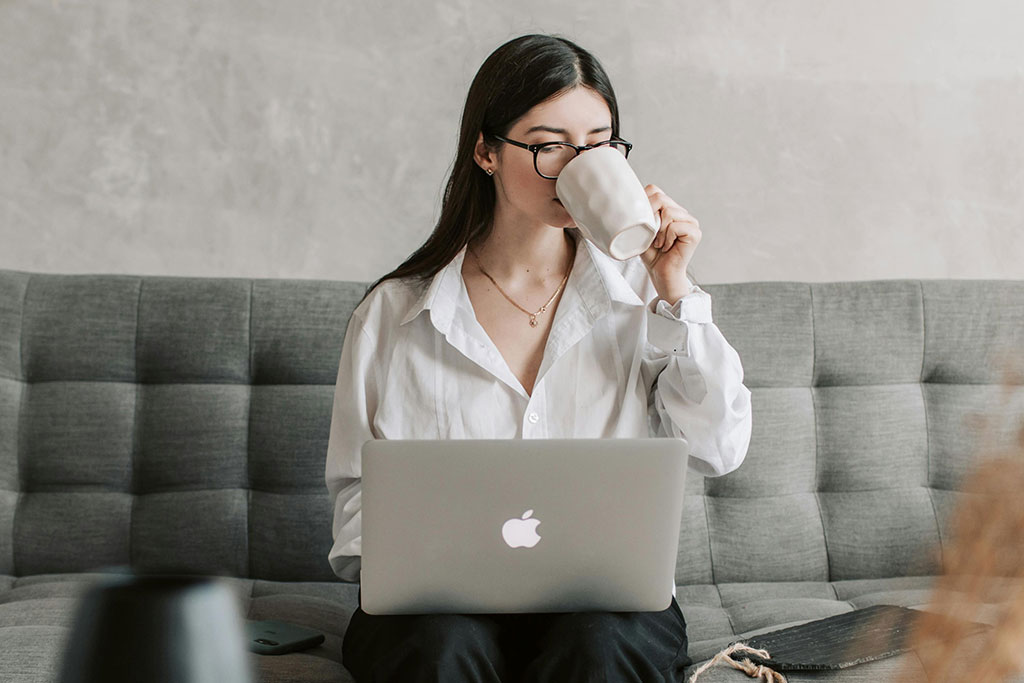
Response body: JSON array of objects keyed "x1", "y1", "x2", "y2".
[{"x1": 895, "y1": 353, "x2": 1024, "y2": 682}]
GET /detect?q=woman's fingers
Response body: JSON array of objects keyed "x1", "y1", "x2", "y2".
[
  {"x1": 660, "y1": 221, "x2": 679, "y2": 252},
  {"x1": 656, "y1": 214, "x2": 699, "y2": 252},
  {"x1": 672, "y1": 219, "x2": 702, "y2": 252},
  {"x1": 644, "y1": 184, "x2": 701, "y2": 253}
]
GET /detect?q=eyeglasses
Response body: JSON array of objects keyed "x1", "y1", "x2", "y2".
[{"x1": 491, "y1": 134, "x2": 633, "y2": 179}]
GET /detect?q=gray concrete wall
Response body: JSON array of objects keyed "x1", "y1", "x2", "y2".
[{"x1": 2, "y1": 0, "x2": 1021, "y2": 283}]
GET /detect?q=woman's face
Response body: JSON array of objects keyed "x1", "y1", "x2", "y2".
[{"x1": 478, "y1": 86, "x2": 614, "y2": 229}]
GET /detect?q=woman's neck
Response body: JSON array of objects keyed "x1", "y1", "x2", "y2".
[{"x1": 469, "y1": 218, "x2": 576, "y2": 289}]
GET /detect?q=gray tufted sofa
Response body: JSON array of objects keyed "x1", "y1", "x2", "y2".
[{"x1": 1, "y1": 267, "x2": 1022, "y2": 683}]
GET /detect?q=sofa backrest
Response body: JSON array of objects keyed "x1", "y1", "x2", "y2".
[
  {"x1": 675, "y1": 279, "x2": 1023, "y2": 586},
  {"x1": 0, "y1": 270, "x2": 364, "y2": 581},
  {"x1": 1, "y1": 270, "x2": 1021, "y2": 583}
]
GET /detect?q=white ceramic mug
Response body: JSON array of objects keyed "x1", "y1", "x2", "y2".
[{"x1": 555, "y1": 145, "x2": 658, "y2": 260}]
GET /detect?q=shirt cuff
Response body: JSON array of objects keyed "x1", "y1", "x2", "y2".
[{"x1": 646, "y1": 286, "x2": 713, "y2": 356}]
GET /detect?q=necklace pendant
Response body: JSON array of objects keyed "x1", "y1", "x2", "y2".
[{"x1": 529, "y1": 315, "x2": 538, "y2": 327}]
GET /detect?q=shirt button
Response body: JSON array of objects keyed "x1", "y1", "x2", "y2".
[{"x1": 527, "y1": 412, "x2": 540, "y2": 424}]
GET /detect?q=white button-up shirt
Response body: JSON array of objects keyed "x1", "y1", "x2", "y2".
[{"x1": 325, "y1": 232, "x2": 753, "y2": 599}]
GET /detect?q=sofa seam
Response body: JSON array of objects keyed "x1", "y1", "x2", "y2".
[
  {"x1": 919, "y1": 280, "x2": 943, "y2": 572},
  {"x1": 129, "y1": 278, "x2": 143, "y2": 567},
  {"x1": 919, "y1": 280, "x2": 928, "y2": 480},
  {"x1": 715, "y1": 583, "x2": 737, "y2": 635},
  {"x1": 702, "y1": 494, "x2": 717, "y2": 586},
  {"x1": 18, "y1": 274, "x2": 28, "y2": 386},
  {"x1": 248, "y1": 279, "x2": 254, "y2": 385},
  {"x1": 13, "y1": 275, "x2": 30, "y2": 577},
  {"x1": 246, "y1": 279, "x2": 254, "y2": 580},
  {"x1": 809, "y1": 283, "x2": 832, "y2": 584}
]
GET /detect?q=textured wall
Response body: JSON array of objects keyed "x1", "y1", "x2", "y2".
[{"x1": 1, "y1": 0, "x2": 1022, "y2": 283}]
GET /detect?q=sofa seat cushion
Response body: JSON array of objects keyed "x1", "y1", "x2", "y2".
[
  {"x1": 0, "y1": 573, "x2": 358, "y2": 683},
  {"x1": 4, "y1": 573, "x2": 1021, "y2": 682}
]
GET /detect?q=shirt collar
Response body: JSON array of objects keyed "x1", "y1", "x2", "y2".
[
  {"x1": 398, "y1": 245, "x2": 466, "y2": 330},
  {"x1": 399, "y1": 229, "x2": 645, "y2": 332}
]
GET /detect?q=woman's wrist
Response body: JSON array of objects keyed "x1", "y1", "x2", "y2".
[
  {"x1": 645, "y1": 258, "x2": 693, "y2": 305},
  {"x1": 651, "y1": 275, "x2": 693, "y2": 305}
]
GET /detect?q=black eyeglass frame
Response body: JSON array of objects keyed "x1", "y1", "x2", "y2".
[{"x1": 491, "y1": 134, "x2": 633, "y2": 179}]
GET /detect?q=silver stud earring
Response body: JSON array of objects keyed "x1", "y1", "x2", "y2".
[{"x1": 486, "y1": 169, "x2": 494, "y2": 176}]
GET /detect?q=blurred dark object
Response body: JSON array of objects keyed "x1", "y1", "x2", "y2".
[{"x1": 58, "y1": 572, "x2": 254, "y2": 683}]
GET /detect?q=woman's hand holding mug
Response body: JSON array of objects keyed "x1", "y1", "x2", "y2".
[
  {"x1": 639, "y1": 184, "x2": 702, "y2": 305},
  {"x1": 554, "y1": 146, "x2": 702, "y2": 306}
]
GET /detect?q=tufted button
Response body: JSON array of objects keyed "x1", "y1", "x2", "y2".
[{"x1": 527, "y1": 412, "x2": 540, "y2": 424}]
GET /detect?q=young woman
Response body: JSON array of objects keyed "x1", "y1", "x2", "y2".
[{"x1": 326, "y1": 33, "x2": 753, "y2": 682}]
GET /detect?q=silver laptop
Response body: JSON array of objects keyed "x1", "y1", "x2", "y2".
[{"x1": 359, "y1": 438, "x2": 688, "y2": 615}]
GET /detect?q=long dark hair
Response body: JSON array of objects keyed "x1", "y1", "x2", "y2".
[{"x1": 360, "y1": 34, "x2": 695, "y2": 305}]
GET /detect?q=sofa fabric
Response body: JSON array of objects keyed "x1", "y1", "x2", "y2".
[{"x1": 1, "y1": 268, "x2": 1022, "y2": 682}]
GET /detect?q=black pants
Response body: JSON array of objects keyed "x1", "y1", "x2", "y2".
[{"x1": 341, "y1": 589, "x2": 692, "y2": 682}]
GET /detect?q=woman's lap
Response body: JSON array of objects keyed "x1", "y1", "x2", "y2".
[{"x1": 341, "y1": 594, "x2": 692, "y2": 682}]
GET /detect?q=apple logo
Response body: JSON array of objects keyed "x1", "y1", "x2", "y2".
[{"x1": 502, "y1": 509, "x2": 542, "y2": 548}]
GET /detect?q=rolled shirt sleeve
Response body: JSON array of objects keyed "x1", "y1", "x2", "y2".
[
  {"x1": 642, "y1": 284, "x2": 753, "y2": 477},
  {"x1": 324, "y1": 313, "x2": 379, "y2": 582}
]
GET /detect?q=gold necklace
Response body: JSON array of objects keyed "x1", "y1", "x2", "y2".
[{"x1": 470, "y1": 245, "x2": 573, "y2": 327}]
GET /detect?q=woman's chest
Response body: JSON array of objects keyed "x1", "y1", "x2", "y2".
[
  {"x1": 468, "y1": 286, "x2": 561, "y2": 395},
  {"x1": 371, "y1": 316, "x2": 650, "y2": 440}
]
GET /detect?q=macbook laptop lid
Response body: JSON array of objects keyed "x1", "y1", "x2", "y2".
[{"x1": 360, "y1": 438, "x2": 688, "y2": 615}]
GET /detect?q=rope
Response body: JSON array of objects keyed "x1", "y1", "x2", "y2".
[{"x1": 687, "y1": 642, "x2": 788, "y2": 683}]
